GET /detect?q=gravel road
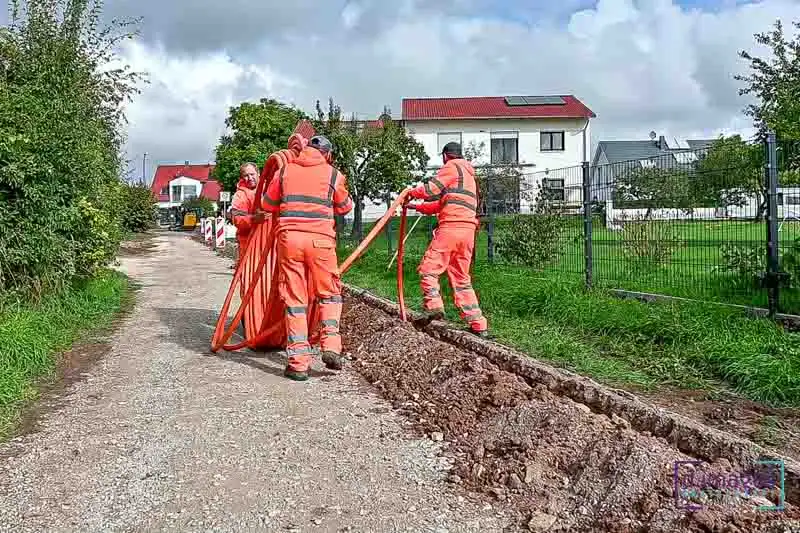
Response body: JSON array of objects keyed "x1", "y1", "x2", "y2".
[{"x1": 0, "y1": 233, "x2": 508, "y2": 533}]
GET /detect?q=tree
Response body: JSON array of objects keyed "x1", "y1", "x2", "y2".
[
  {"x1": 313, "y1": 99, "x2": 428, "y2": 240},
  {"x1": 0, "y1": 0, "x2": 142, "y2": 296},
  {"x1": 737, "y1": 19, "x2": 800, "y2": 140},
  {"x1": 696, "y1": 135, "x2": 765, "y2": 219},
  {"x1": 614, "y1": 165, "x2": 693, "y2": 219},
  {"x1": 212, "y1": 98, "x2": 307, "y2": 192},
  {"x1": 462, "y1": 140, "x2": 526, "y2": 215}
]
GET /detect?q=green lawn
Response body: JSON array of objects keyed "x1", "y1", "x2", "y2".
[
  {"x1": 0, "y1": 271, "x2": 129, "y2": 438},
  {"x1": 338, "y1": 216, "x2": 800, "y2": 407},
  {"x1": 343, "y1": 216, "x2": 800, "y2": 314}
]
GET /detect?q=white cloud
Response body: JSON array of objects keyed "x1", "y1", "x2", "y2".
[
  {"x1": 115, "y1": 0, "x2": 800, "y2": 182},
  {"x1": 118, "y1": 41, "x2": 302, "y2": 182}
]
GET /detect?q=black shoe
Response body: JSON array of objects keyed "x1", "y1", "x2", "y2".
[
  {"x1": 284, "y1": 368, "x2": 309, "y2": 381},
  {"x1": 322, "y1": 351, "x2": 344, "y2": 370},
  {"x1": 413, "y1": 308, "x2": 445, "y2": 327}
]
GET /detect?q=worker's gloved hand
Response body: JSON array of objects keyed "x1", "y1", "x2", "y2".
[{"x1": 252, "y1": 212, "x2": 266, "y2": 224}]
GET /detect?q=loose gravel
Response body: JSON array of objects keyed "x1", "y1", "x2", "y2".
[{"x1": 0, "y1": 233, "x2": 507, "y2": 532}]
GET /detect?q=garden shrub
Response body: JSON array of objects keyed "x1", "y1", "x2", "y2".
[
  {"x1": 619, "y1": 219, "x2": 685, "y2": 265},
  {"x1": 122, "y1": 183, "x2": 157, "y2": 233},
  {"x1": 495, "y1": 189, "x2": 564, "y2": 269}
]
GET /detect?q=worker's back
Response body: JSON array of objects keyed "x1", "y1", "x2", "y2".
[{"x1": 267, "y1": 146, "x2": 349, "y2": 238}]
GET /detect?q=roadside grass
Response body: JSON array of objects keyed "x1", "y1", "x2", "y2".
[
  {"x1": 339, "y1": 222, "x2": 800, "y2": 407},
  {"x1": 0, "y1": 271, "x2": 129, "y2": 438}
]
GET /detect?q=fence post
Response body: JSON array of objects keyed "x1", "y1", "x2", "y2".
[
  {"x1": 766, "y1": 131, "x2": 780, "y2": 317},
  {"x1": 487, "y1": 175, "x2": 495, "y2": 264},
  {"x1": 582, "y1": 161, "x2": 593, "y2": 289}
]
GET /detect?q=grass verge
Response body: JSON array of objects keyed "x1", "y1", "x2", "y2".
[
  {"x1": 340, "y1": 242, "x2": 800, "y2": 408},
  {"x1": 0, "y1": 270, "x2": 129, "y2": 438}
]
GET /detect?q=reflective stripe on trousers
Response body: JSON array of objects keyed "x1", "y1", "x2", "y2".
[{"x1": 277, "y1": 230, "x2": 343, "y2": 372}]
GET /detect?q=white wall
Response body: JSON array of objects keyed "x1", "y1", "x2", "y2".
[
  {"x1": 157, "y1": 176, "x2": 210, "y2": 210},
  {"x1": 405, "y1": 117, "x2": 590, "y2": 170}
]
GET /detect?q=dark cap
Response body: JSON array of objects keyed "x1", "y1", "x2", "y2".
[
  {"x1": 309, "y1": 135, "x2": 333, "y2": 154},
  {"x1": 441, "y1": 142, "x2": 462, "y2": 157}
]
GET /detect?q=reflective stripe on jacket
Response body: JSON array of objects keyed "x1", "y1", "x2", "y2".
[
  {"x1": 409, "y1": 159, "x2": 479, "y2": 228},
  {"x1": 263, "y1": 147, "x2": 353, "y2": 237}
]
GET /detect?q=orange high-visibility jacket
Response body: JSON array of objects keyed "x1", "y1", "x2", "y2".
[
  {"x1": 262, "y1": 147, "x2": 353, "y2": 237},
  {"x1": 230, "y1": 180, "x2": 257, "y2": 236},
  {"x1": 409, "y1": 159, "x2": 479, "y2": 227}
]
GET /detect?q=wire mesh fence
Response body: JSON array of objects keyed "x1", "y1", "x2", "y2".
[{"x1": 337, "y1": 134, "x2": 800, "y2": 316}]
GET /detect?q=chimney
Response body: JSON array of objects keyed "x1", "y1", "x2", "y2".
[{"x1": 658, "y1": 136, "x2": 668, "y2": 150}]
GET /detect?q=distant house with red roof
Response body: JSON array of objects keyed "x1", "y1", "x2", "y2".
[{"x1": 150, "y1": 161, "x2": 221, "y2": 213}]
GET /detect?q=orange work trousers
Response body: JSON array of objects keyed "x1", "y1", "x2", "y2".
[
  {"x1": 277, "y1": 230, "x2": 342, "y2": 373},
  {"x1": 418, "y1": 224, "x2": 487, "y2": 333}
]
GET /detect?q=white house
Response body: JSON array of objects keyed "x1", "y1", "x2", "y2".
[
  {"x1": 150, "y1": 162, "x2": 222, "y2": 225},
  {"x1": 401, "y1": 95, "x2": 596, "y2": 212}
]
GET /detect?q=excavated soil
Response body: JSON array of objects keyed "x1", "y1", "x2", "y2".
[{"x1": 341, "y1": 300, "x2": 800, "y2": 532}]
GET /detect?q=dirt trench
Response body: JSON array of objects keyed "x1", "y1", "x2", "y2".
[{"x1": 340, "y1": 299, "x2": 800, "y2": 533}]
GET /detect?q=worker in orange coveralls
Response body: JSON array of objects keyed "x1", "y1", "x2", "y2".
[
  {"x1": 263, "y1": 136, "x2": 353, "y2": 382},
  {"x1": 230, "y1": 162, "x2": 264, "y2": 265},
  {"x1": 404, "y1": 142, "x2": 489, "y2": 338}
]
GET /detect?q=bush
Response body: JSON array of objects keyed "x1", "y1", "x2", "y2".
[
  {"x1": 0, "y1": 1, "x2": 139, "y2": 298},
  {"x1": 122, "y1": 183, "x2": 157, "y2": 233},
  {"x1": 620, "y1": 219, "x2": 685, "y2": 265},
  {"x1": 718, "y1": 242, "x2": 765, "y2": 288},
  {"x1": 495, "y1": 189, "x2": 564, "y2": 269},
  {"x1": 183, "y1": 197, "x2": 215, "y2": 217}
]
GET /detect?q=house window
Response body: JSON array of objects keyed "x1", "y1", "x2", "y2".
[
  {"x1": 490, "y1": 131, "x2": 519, "y2": 164},
  {"x1": 787, "y1": 194, "x2": 800, "y2": 206},
  {"x1": 183, "y1": 185, "x2": 198, "y2": 201},
  {"x1": 160, "y1": 186, "x2": 169, "y2": 196},
  {"x1": 171, "y1": 185, "x2": 182, "y2": 202},
  {"x1": 542, "y1": 178, "x2": 565, "y2": 201},
  {"x1": 437, "y1": 132, "x2": 462, "y2": 154},
  {"x1": 541, "y1": 131, "x2": 565, "y2": 152}
]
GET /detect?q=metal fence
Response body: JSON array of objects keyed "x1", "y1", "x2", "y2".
[{"x1": 338, "y1": 134, "x2": 800, "y2": 316}]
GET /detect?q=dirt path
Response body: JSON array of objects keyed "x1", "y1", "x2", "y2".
[{"x1": 0, "y1": 233, "x2": 507, "y2": 532}]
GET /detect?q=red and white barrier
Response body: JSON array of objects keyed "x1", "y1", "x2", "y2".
[
  {"x1": 204, "y1": 218, "x2": 213, "y2": 245},
  {"x1": 215, "y1": 217, "x2": 226, "y2": 249}
]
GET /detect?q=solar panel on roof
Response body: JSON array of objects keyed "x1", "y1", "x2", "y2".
[
  {"x1": 504, "y1": 96, "x2": 527, "y2": 106},
  {"x1": 522, "y1": 96, "x2": 565, "y2": 105}
]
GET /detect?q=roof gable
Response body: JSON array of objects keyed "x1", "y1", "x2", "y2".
[
  {"x1": 402, "y1": 95, "x2": 595, "y2": 121},
  {"x1": 150, "y1": 163, "x2": 220, "y2": 202}
]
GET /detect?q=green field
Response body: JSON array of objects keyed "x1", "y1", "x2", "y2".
[{"x1": 338, "y1": 216, "x2": 800, "y2": 407}]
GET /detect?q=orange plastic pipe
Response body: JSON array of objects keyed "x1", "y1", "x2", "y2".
[
  {"x1": 210, "y1": 128, "x2": 413, "y2": 354},
  {"x1": 396, "y1": 205, "x2": 408, "y2": 321}
]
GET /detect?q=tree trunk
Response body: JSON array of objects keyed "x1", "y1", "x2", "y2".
[{"x1": 351, "y1": 198, "x2": 364, "y2": 242}]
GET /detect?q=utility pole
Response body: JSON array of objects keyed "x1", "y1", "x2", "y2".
[{"x1": 142, "y1": 152, "x2": 148, "y2": 186}]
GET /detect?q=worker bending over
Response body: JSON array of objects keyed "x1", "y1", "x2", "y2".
[
  {"x1": 263, "y1": 136, "x2": 354, "y2": 381},
  {"x1": 230, "y1": 162, "x2": 264, "y2": 263},
  {"x1": 405, "y1": 142, "x2": 488, "y2": 338}
]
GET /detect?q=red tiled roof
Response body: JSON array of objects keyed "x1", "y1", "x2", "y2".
[
  {"x1": 293, "y1": 120, "x2": 316, "y2": 139},
  {"x1": 402, "y1": 95, "x2": 595, "y2": 121},
  {"x1": 150, "y1": 163, "x2": 220, "y2": 202}
]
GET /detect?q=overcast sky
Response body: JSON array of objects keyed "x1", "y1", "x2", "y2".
[{"x1": 6, "y1": 0, "x2": 800, "y2": 181}]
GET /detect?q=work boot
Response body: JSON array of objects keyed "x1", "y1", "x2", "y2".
[
  {"x1": 284, "y1": 367, "x2": 309, "y2": 382},
  {"x1": 413, "y1": 308, "x2": 445, "y2": 327},
  {"x1": 471, "y1": 329, "x2": 491, "y2": 340},
  {"x1": 322, "y1": 351, "x2": 344, "y2": 370}
]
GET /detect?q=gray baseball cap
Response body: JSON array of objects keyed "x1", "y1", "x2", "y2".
[{"x1": 309, "y1": 135, "x2": 333, "y2": 154}]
